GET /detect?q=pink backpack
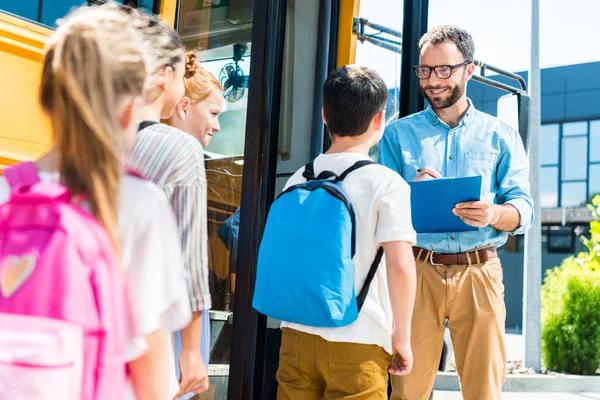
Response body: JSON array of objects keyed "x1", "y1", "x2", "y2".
[{"x1": 0, "y1": 162, "x2": 128, "y2": 400}]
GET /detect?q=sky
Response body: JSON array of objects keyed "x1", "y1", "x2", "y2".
[{"x1": 355, "y1": 0, "x2": 600, "y2": 86}]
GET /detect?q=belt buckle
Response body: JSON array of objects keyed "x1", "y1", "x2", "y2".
[{"x1": 429, "y1": 251, "x2": 443, "y2": 266}]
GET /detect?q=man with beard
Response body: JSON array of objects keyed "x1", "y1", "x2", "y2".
[{"x1": 379, "y1": 25, "x2": 533, "y2": 400}]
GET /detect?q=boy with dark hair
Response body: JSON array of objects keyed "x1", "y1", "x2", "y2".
[{"x1": 275, "y1": 65, "x2": 417, "y2": 399}]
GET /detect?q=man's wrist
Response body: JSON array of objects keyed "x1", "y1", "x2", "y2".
[{"x1": 490, "y1": 204, "x2": 502, "y2": 226}]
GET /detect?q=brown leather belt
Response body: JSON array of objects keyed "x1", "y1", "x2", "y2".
[{"x1": 413, "y1": 246, "x2": 498, "y2": 266}]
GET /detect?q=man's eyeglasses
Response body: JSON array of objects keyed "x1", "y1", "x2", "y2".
[{"x1": 413, "y1": 61, "x2": 472, "y2": 80}]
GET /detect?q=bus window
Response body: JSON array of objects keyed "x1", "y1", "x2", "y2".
[
  {"x1": 354, "y1": 0, "x2": 404, "y2": 126},
  {"x1": 176, "y1": 0, "x2": 254, "y2": 393},
  {"x1": 0, "y1": 0, "x2": 161, "y2": 27}
]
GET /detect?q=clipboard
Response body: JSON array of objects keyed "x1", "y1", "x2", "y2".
[{"x1": 408, "y1": 176, "x2": 482, "y2": 233}]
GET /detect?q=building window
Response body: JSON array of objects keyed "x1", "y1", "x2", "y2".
[
  {"x1": 563, "y1": 121, "x2": 588, "y2": 136},
  {"x1": 547, "y1": 226, "x2": 573, "y2": 253},
  {"x1": 541, "y1": 124, "x2": 560, "y2": 165},
  {"x1": 590, "y1": 164, "x2": 600, "y2": 200},
  {"x1": 561, "y1": 181, "x2": 587, "y2": 207},
  {"x1": 591, "y1": 121, "x2": 600, "y2": 163},
  {"x1": 541, "y1": 119, "x2": 600, "y2": 208},
  {"x1": 541, "y1": 166, "x2": 559, "y2": 208},
  {"x1": 561, "y1": 136, "x2": 587, "y2": 181},
  {"x1": 541, "y1": 224, "x2": 591, "y2": 254}
]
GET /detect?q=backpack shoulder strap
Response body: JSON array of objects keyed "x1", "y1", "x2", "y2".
[
  {"x1": 356, "y1": 246, "x2": 384, "y2": 311},
  {"x1": 302, "y1": 162, "x2": 316, "y2": 181},
  {"x1": 339, "y1": 160, "x2": 374, "y2": 181},
  {"x1": 303, "y1": 160, "x2": 366, "y2": 182},
  {"x1": 4, "y1": 162, "x2": 41, "y2": 189},
  {"x1": 138, "y1": 120, "x2": 158, "y2": 132}
]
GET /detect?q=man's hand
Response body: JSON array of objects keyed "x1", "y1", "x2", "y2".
[
  {"x1": 453, "y1": 201, "x2": 500, "y2": 228},
  {"x1": 389, "y1": 338, "x2": 413, "y2": 376},
  {"x1": 174, "y1": 349, "x2": 209, "y2": 399},
  {"x1": 414, "y1": 167, "x2": 442, "y2": 181}
]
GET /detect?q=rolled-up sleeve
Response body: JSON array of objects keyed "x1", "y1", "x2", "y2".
[{"x1": 497, "y1": 127, "x2": 534, "y2": 235}]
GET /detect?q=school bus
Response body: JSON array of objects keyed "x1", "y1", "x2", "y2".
[{"x1": 0, "y1": 1, "x2": 530, "y2": 399}]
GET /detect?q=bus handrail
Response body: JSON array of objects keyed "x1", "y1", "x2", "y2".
[
  {"x1": 353, "y1": 17, "x2": 401, "y2": 54},
  {"x1": 473, "y1": 60, "x2": 527, "y2": 92}
]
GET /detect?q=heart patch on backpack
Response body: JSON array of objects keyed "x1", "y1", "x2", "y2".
[{"x1": 0, "y1": 254, "x2": 36, "y2": 298}]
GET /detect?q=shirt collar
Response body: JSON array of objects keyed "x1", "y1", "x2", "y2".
[{"x1": 425, "y1": 98, "x2": 477, "y2": 128}]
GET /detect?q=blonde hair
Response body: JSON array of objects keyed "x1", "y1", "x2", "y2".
[
  {"x1": 184, "y1": 51, "x2": 222, "y2": 103},
  {"x1": 39, "y1": 4, "x2": 147, "y2": 246},
  {"x1": 132, "y1": 12, "x2": 185, "y2": 103}
]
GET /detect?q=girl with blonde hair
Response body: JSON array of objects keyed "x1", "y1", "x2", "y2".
[{"x1": 0, "y1": 4, "x2": 191, "y2": 399}]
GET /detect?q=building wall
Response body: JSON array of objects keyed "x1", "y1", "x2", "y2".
[{"x1": 468, "y1": 61, "x2": 600, "y2": 123}]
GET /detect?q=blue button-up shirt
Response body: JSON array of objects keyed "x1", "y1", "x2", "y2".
[{"x1": 379, "y1": 101, "x2": 534, "y2": 253}]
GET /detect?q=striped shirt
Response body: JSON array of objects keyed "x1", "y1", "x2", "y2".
[{"x1": 127, "y1": 123, "x2": 211, "y2": 311}]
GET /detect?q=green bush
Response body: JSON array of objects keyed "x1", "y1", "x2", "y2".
[{"x1": 541, "y1": 195, "x2": 600, "y2": 375}]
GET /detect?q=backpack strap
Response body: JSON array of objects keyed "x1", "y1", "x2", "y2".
[
  {"x1": 138, "y1": 120, "x2": 158, "y2": 132},
  {"x1": 303, "y1": 162, "x2": 338, "y2": 181},
  {"x1": 302, "y1": 162, "x2": 316, "y2": 180},
  {"x1": 356, "y1": 246, "x2": 384, "y2": 311},
  {"x1": 303, "y1": 159, "x2": 374, "y2": 182},
  {"x1": 3, "y1": 162, "x2": 41, "y2": 189},
  {"x1": 339, "y1": 160, "x2": 374, "y2": 181}
]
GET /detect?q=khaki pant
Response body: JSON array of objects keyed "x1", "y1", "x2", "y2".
[
  {"x1": 391, "y1": 255, "x2": 507, "y2": 400},
  {"x1": 277, "y1": 328, "x2": 391, "y2": 400}
]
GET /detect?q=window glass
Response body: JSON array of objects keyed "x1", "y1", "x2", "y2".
[
  {"x1": 561, "y1": 181, "x2": 587, "y2": 207},
  {"x1": 563, "y1": 121, "x2": 588, "y2": 136},
  {"x1": 561, "y1": 136, "x2": 588, "y2": 181},
  {"x1": 540, "y1": 124, "x2": 559, "y2": 165},
  {"x1": 590, "y1": 121, "x2": 600, "y2": 162},
  {"x1": 0, "y1": 0, "x2": 158, "y2": 27},
  {"x1": 40, "y1": 0, "x2": 85, "y2": 27},
  {"x1": 355, "y1": 0, "x2": 403, "y2": 126},
  {"x1": 589, "y1": 164, "x2": 600, "y2": 202},
  {"x1": 177, "y1": 0, "x2": 254, "y2": 392},
  {"x1": 541, "y1": 166, "x2": 558, "y2": 208},
  {"x1": 547, "y1": 225, "x2": 573, "y2": 253},
  {"x1": 0, "y1": 0, "x2": 39, "y2": 21}
]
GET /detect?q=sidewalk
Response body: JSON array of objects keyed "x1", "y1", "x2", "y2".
[
  {"x1": 433, "y1": 391, "x2": 600, "y2": 399},
  {"x1": 436, "y1": 333, "x2": 600, "y2": 394}
]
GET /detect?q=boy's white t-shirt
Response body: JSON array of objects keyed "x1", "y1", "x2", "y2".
[
  {"x1": 279, "y1": 152, "x2": 416, "y2": 354},
  {"x1": 0, "y1": 173, "x2": 191, "y2": 399}
]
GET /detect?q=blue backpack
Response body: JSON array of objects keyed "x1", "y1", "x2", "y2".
[{"x1": 253, "y1": 160, "x2": 384, "y2": 328}]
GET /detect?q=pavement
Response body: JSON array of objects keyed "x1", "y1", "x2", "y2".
[
  {"x1": 433, "y1": 391, "x2": 600, "y2": 399},
  {"x1": 505, "y1": 332, "x2": 524, "y2": 362},
  {"x1": 435, "y1": 332, "x2": 600, "y2": 395}
]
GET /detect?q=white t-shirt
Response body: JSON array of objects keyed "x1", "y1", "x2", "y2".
[
  {"x1": 0, "y1": 172, "x2": 191, "y2": 399},
  {"x1": 280, "y1": 152, "x2": 416, "y2": 354}
]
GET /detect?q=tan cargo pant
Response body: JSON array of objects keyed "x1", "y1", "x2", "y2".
[
  {"x1": 276, "y1": 328, "x2": 392, "y2": 400},
  {"x1": 391, "y1": 254, "x2": 507, "y2": 400}
]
